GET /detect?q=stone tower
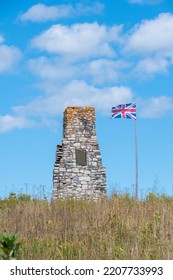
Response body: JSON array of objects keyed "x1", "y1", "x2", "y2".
[{"x1": 53, "y1": 106, "x2": 106, "y2": 199}]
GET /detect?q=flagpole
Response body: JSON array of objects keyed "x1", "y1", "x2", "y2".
[{"x1": 134, "y1": 119, "x2": 138, "y2": 200}]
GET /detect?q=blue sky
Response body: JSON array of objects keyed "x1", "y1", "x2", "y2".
[{"x1": 1, "y1": 0, "x2": 173, "y2": 199}]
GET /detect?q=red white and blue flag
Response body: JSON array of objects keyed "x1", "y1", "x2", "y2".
[{"x1": 111, "y1": 102, "x2": 136, "y2": 120}]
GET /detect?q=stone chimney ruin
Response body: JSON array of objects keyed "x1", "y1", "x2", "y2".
[{"x1": 53, "y1": 106, "x2": 106, "y2": 199}]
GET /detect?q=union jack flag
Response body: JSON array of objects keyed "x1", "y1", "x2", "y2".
[{"x1": 111, "y1": 102, "x2": 136, "y2": 120}]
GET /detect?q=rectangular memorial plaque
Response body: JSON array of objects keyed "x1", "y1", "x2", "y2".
[{"x1": 76, "y1": 149, "x2": 87, "y2": 166}]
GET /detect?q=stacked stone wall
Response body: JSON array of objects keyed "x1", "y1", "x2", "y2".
[{"x1": 53, "y1": 106, "x2": 106, "y2": 199}]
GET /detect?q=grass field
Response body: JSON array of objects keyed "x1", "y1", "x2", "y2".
[{"x1": 0, "y1": 192, "x2": 173, "y2": 259}]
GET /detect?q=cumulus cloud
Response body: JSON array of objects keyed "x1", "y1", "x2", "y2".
[
  {"x1": 85, "y1": 59, "x2": 128, "y2": 85},
  {"x1": 28, "y1": 56, "x2": 78, "y2": 82},
  {"x1": 3, "y1": 81, "x2": 132, "y2": 133},
  {"x1": 31, "y1": 22, "x2": 122, "y2": 60},
  {"x1": 124, "y1": 13, "x2": 173, "y2": 75},
  {"x1": 27, "y1": 56, "x2": 129, "y2": 86},
  {"x1": 0, "y1": 44, "x2": 22, "y2": 73},
  {"x1": 19, "y1": 2, "x2": 104, "y2": 22},
  {"x1": 139, "y1": 96, "x2": 173, "y2": 118},
  {"x1": 19, "y1": 3, "x2": 72, "y2": 22},
  {"x1": 3, "y1": 10, "x2": 171, "y2": 134},
  {"x1": 0, "y1": 115, "x2": 36, "y2": 133},
  {"x1": 125, "y1": 13, "x2": 173, "y2": 55},
  {"x1": 135, "y1": 56, "x2": 169, "y2": 75},
  {"x1": 13, "y1": 80, "x2": 134, "y2": 116}
]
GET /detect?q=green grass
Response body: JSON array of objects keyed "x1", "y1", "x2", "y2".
[{"x1": 0, "y1": 192, "x2": 173, "y2": 259}]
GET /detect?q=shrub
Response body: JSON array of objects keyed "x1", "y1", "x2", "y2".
[{"x1": 0, "y1": 233, "x2": 20, "y2": 260}]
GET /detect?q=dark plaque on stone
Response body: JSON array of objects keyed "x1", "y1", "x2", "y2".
[{"x1": 76, "y1": 149, "x2": 87, "y2": 166}]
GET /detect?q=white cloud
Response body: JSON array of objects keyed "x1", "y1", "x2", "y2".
[
  {"x1": 19, "y1": 3, "x2": 72, "y2": 22},
  {"x1": 0, "y1": 34, "x2": 4, "y2": 44},
  {"x1": 125, "y1": 13, "x2": 173, "y2": 55},
  {"x1": 31, "y1": 22, "x2": 122, "y2": 60},
  {"x1": 129, "y1": 0, "x2": 163, "y2": 5},
  {"x1": 19, "y1": 2, "x2": 104, "y2": 22},
  {"x1": 28, "y1": 56, "x2": 78, "y2": 81},
  {"x1": 0, "y1": 115, "x2": 36, "y2": 133},
  {"x1": 28, "y1": 56, "x2": 129, "y2": 85},
  {"x1": 83, "y1": 59, "x2": 129, "y2": 85},
  {"x1": 135, "y1": 56, "x2": 169, "y2": 75},
  {"x1": 3, "y1": 81, "x2": 133, "y2": 132},
  {"x1": 30, "y1": 15, "x2": 173, "y2": 80},
  {"x1": 124, "y1": 13, "x2": 173, "y2": 75},
  {"x1": 74, "y1": 2, "x2": 104, "y2": 16},
  {"x1": 86, "y1": 59, "x2": 120, "y2": 84},
  {"x1": 13, "y1": 80, "x2": 134, "y2": 116},
  {"x1": 139, "y1": 96, "x2": 173, "y2": 118},
  {"x1": 0, "y1": 44, "x2": 22, "y2": 73}
]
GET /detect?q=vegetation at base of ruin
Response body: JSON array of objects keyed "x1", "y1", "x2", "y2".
[
  {"x1": 0, "y1": 192, "x2": 173, "y2": 260},
  {"x1": 0, "y1": 232, "x2": 20, "y2": 260}
]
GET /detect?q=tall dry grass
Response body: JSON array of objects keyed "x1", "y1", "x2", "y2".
[{"x1": 0, "y1": 193, "x2": 173, "y2": 259}]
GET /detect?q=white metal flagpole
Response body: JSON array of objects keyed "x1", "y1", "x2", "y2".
[{"x1": 134, "y1": 119, "x2": 138, "y2": 200}]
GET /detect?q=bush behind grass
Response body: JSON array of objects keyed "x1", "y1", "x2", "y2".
[{"x1": 0, "y1": 192, "x2": 173, "y2": 259}]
